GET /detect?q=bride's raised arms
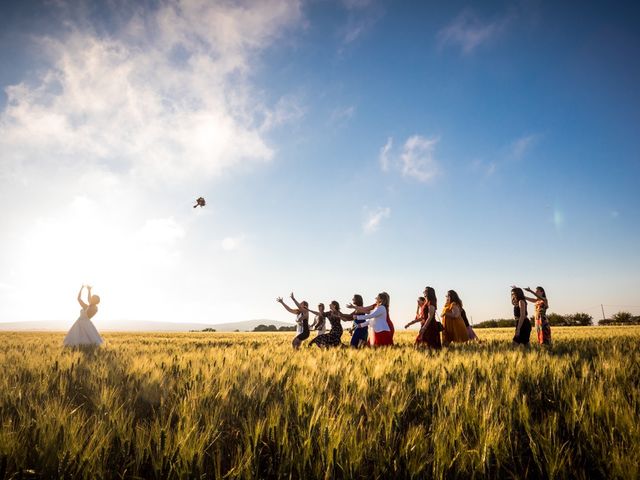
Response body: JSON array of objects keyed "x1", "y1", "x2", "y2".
[{"x1": 77, "y1": 285, "x2": 89, "y2": 309}]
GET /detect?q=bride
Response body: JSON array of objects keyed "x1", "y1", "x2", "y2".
[{"x1": 63, "y1": 285, "x2": 104, "y2": 347}]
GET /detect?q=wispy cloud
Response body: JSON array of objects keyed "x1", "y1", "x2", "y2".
[
  {"x1": 380, "y1": 135, "x2": 441, "y2": 183},
  {"x1": 379, "y1": 137, "x2": 393, "y2": 172},
  {"x1": 329, "y1": 105, "x2": 356, "y2": 124},
  {"x1": 337, "y1": 1, "x2": 383, "y2": 50},
  {"x1": 508, "y1": 134, "x2": 539, "y2": 160},
  {"x1": 221, "y1": 235, "x2": 246, "y2": 251},
  {"x1": 0, "y1": 0, "x2": 303, "y2": 185},
  {"x1": 437, "y1": 9, "x2": 514, "y2": 54},
  {"x1": 363, "y1": 207, "x2": 390, "y2": 234}
]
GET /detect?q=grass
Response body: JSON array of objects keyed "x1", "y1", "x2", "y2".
[{"x1": 0, "y1": 326, "x2": 639, "y2": 479}]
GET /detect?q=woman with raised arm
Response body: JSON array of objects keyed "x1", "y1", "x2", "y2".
[
  {"x1": 405, "y1": 296, "x2": 426, "y2": 341},
  {"x1": 63, "y1": 285, "x2": 103, "y2": 347},
  {"x1": 353, "y1": 292, "x2": 393, "y2": 346},
  {"x1": 524, "y1": 286, "x2": 551, "y2": 346},
  {"x1": 277, "y1": 293, "x2": 309, "y2": 349},
  {"x1": 441, "y1": 290, "x2": 469, "y2": 346},
  {"x1": 310, "y1": 303, "x2": 327, "y2": 337},
  {"x1": 511, "y1": 287, "x2": 532, "y2": 346},
  {"x1": 308, "y1": 301, "x2": 344, "y2": 348}
]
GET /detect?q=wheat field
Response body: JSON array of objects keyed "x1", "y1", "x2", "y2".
[{"x1": 0, "y1": 327, "x2": 638, "y2": 479}]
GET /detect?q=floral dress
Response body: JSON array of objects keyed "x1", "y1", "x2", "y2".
[
  {"x1": 535, "y1": 300, "x2": 552, "y2": 345},
  {"x1": 309, "y1": 312, "x2": 343, "y2": 347}
]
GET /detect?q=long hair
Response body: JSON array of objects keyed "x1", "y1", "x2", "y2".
[
  {"x1": 511, "y1": 287, "x2": 525, "y2": 304},
  {"x1": 330, "y1": 300, "x2": 340, "y2": 312},
  {"x1": 424, "y1": 287, "x2": 437, "y2": 309},
  {"x1": 378, "y1": 292, "x2": 390, "y2": 309},
  {"x1": 447, "y1": 290, "x2": 462, "y2": 307},
  {"x1": 352, "y1": 294, "x2": 363, "y2": 307},
  {"x1": 536, "y1": 286, "x2": 548, "y2": 306}
]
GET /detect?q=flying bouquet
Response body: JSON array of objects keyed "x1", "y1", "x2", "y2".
[{"x1": 193, "y1": 197, "x2": 206, "y2": 208}]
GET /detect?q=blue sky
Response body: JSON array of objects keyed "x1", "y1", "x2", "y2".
[{"x1": 0, "y1": 0, "x2": 639, "y2": 327}]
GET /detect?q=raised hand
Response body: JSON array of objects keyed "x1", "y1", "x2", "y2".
[
  {"x1": 346, "y1": 303, "x2": 354, "y2": 309},
  {"x1": 276, "y1": 297, "x2": 283, "y2": 303}
]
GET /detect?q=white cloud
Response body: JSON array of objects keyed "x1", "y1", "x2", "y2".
[
  {"x1": 337, "y1": 1, "x2": 383, "y2": 49},
  {"x1": 437, "y1": 9, "x2": 513, "y2": 54},
  {"x1": 379, "y1": 137, "x2": 393, "y2": 171},
  {"x1": 363, "y1": 206, "x2": 390, "y2": 234},
  {"x1": 221, "y1": 235, "x2": 245, "y2": 251},
  {"x1": 0, "y1": 0, "x2": 303, "y2": 185},
  {"x1": 400, "y1": 135, "x2": 441, "y2": 182},
  {"x1": 379, "y1": 135, "x2": 440, "y2": 182},
  {"x1": 508, "y1": 134, "x2": 539, "y2": 160}
]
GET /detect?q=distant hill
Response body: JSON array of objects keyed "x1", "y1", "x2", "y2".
[{"x1": 0, "y1": 319, "x2": 294, "y2": 332}]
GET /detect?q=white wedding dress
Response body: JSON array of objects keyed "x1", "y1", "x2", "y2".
[{"x1": 63, "y1": 308, "x2": 104, "y2": 347}]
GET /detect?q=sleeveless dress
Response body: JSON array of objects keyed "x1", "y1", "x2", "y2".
[
  {"x1": 63, "y1": 308, "x2": 104, "y2": 347},
  {"x1": 294, "y1": 312, "x2": 310, "y2": 342},
  {"x1": 513, "y1": 304, "x2": 532, "y2": 345},
  {"x1": 417, "y1": 302, "x2": 441, "y2": 349},
  {"x1": 441, "y1": 302, "x2": 469, "y2": 346},
  {"x1": 310, "y1": 312, "x2": 343, "y2": 347},
  {"x1": 535, "y1": 300, "x2": 552, "y2": 345}
]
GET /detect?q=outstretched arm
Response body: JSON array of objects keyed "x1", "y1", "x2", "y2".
[
  {"x1": 77, "y1": 285, "x2": 88, "y2": 308},
  {"x1": 347, "y1": 303, "x2": 374, "y2": 314},
  {"x1": 86, "y1": 285, "x2": 93, "y2": 304},
  {"x1": 276, "y1": 297, "x2": 298, "y2": 315},
  {"x1": 290, "y1": 292, "x2": 308, "y2": 312},
  {"x1": 524, "y1": 287, "x2": 546, "y2": 304}
]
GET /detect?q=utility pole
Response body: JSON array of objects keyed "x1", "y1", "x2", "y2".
[{"x1": 601, "y1": 304, "x2": 606, "y2": 322}]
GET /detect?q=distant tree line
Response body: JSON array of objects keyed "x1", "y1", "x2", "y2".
[
  {"x1": 475, "y1": 313, "x2": 594, "y2": 329},
  {"x1": 252, "y1": 324, "x2": 297, "y2": 332},
  {"x1": 475, "y1": 311, "x2": 640, "y2": 328},
  {"x1": 598, "y1": 311, "x2": 640, "y2": 326}
]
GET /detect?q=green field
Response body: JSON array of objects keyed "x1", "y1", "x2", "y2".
[{"x1": 0, "y1": 327, "x2": 638, "y2": 479}]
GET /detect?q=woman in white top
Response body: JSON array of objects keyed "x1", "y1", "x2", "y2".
[
  {"x1": 63, "y1": 285, "x2": 103, "y2": 347},
  {"x1": 353, "y1": 292, "x2": 394, "y2": 346}
]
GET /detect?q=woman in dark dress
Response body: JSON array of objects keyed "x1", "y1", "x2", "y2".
[
  {"x1": 418, "y1": 287, "x2": 441, "y2": 349},
  {"x1": 511, "y1": 287, "x2": 532, "y2": 346},
  {"x1": 309, "y1": 301, "x2": 344, "y2": 348}
]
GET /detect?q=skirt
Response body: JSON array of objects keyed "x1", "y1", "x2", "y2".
[
  {"x1": 513, "y1": 319, "x2": 532, "y2": 345},
  {"x1": 350, "y1": 320, "x2": 368, "y2": 347},
  {"x1": 370, "y1": 329, "x2": 393, "y2": 347},
  {"x1": 417, "y1": 320, "x2": 441, "y2": 349},
  {"x1": 295, "y1": 329, "x2": 310, "y2": 342},
  {"x1": 536, "y1": 317, "x2": 552, "y2": 345},
  {"x1": 442, "y1": 317, "x2": 469, "y2": 345}
]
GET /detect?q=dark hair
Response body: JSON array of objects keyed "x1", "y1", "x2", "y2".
[
  {"x1": 318, "y1": 303, "x2": 325, "y2": 309},
  {"x1": 330, "y1": 300, "x2": 340, "y2": 311},
  {"x1": 352, "y1": 294, "x2": 363, "y2": 307},
  {"x1": 511, "y1": 287, "x2": 525, "y2": 304},
  {"x1": 424, "y1": 287, "x2": 437, "y2": 309},
  {"x1": 447, "y1": 290, "x2": 462, "y2": 307},
  {"x1": 536, "y1": 286, "x2": 547, "y2": 298},
  {"x1": 301, "y1": 301, "x2": 309, "y2": 308},
  {"x1": 377, "y1": 292, "x2": 390, "y2": 309}
]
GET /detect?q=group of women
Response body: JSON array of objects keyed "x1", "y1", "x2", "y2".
[
  {"x1": 276, "y1": 285, "x2": 552, "y2": 350},
  {"x1": 276, "y1": 292, "x2": 394, "y2": 348}
]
